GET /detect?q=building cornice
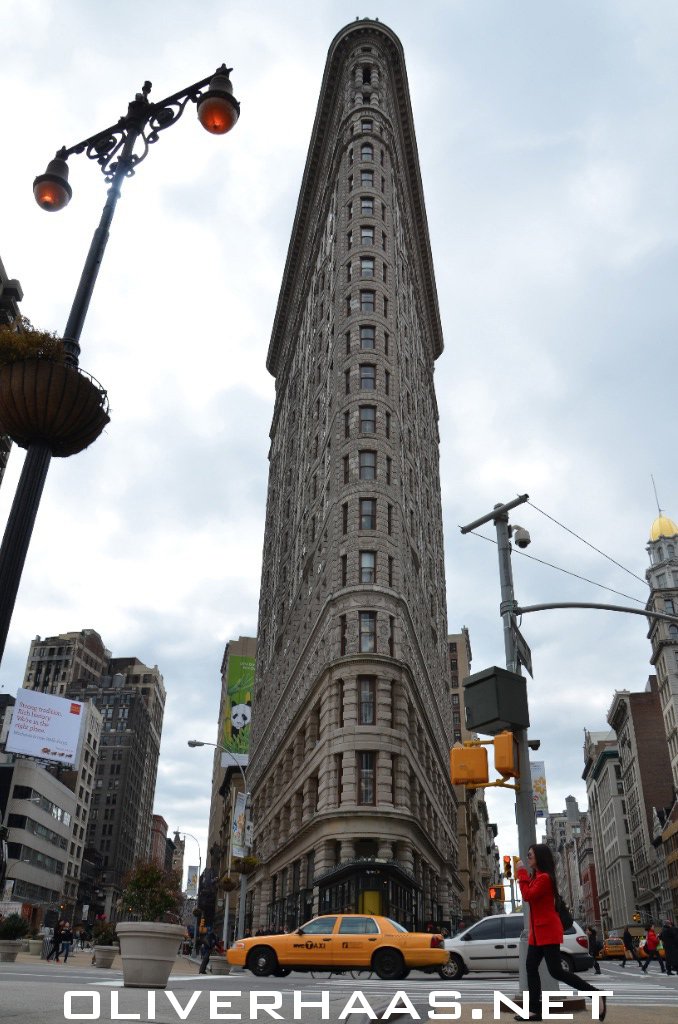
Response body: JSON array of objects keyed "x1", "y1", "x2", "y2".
[{"x1": 267, "y1": 19, "x2": 443, "y2": 377}]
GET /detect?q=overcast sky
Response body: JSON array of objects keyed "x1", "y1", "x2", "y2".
[{"x1": 1, "y1": 0, "x2": 676, "y2": 884}]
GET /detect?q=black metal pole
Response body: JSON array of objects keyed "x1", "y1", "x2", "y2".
[{"x1": 0, "y1": 157, "x2": 133, "y2": 667}]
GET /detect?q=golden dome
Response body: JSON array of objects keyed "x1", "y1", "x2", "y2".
[{"x1": 649, "y1": 514, "x2": 678, "y2": 542}]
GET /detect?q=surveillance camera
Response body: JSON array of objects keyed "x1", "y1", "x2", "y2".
[
  {"x1": 527, "y1": 739, "x2": 541, "y2": 751},
  {"x1": 513, "y1": 526, "x2": 531, "y2": 549}
]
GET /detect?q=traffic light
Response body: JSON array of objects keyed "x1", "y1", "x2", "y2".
[
  {"x1": 633, "y1": 913, "x2": 641, "y2": 922},
  {"x1": 494, "y1": 730, "x2": 519, "y2": 778},
  {"x1": 503, "y1": 855, "x2": 512, "y2": 879},
  {"x1": 450, "y1": 743, "x2": 489, "y2": 785},
  {"x1": 489, "y1": 885, "x2": 505, "y2": 902},
  {"x1": 513, "y1": 856, "x2": 520, "y2": 876}
]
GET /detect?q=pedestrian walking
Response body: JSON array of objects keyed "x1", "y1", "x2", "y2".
[
  {"x1": 198, "y1": 928, "x2": 217, "y2": 974},
  {"x1": 659, "y1": 920, "x2": 678, "y2": 976},
  {"x1": 641, "y1": 924, "x2": 665, "y2": 974},
  {"x1": 45, "y1": 920, "x2": 63, "y2": 962},
  {"x1": 620, "y1": 926, "x2": 642, "y2": 968},
  {"x1": 61, "y1": 922, "x2": 74, "y2": 962},
  {"x1": 516, "y1": 845, "x2": 606, "y2": 1022},
  {"x1": 586, "y1": 927, "x2": 602, "y2": 975}
]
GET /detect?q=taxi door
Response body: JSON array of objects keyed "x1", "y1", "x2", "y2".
[
  {"x1": 333, "y1": 915, "x2": 379, "y2": 969},
  {"x1": 287, "y1": 915, "x2": 338, "y2": 969}
]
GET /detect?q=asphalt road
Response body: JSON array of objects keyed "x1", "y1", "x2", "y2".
[{"x1": 0, "y1": 958, "x2": 675, "y2": 1023}]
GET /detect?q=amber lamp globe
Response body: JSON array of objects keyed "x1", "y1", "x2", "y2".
[
  {"x1": 197, "y1": 68, "x2": 240, "y2": 135},
  {"x1": 33, "y1": 156, "x2": 72, "y2": 211}
]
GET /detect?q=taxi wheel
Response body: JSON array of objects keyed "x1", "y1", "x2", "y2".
[
  {"x1": 373, "y1": 948, "x2": 405, "y2": 980},
  {"x1": 246, "y1": 946, "x2": 278, "y2": 977}
]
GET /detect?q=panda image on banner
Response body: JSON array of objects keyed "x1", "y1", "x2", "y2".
[{"x1": 230, "y1": 701, "x2": 251, "y2": 739}]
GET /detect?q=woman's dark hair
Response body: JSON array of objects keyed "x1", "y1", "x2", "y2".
[{"x1": 528, "y1": 843, "x2": 560, "y2": 901}]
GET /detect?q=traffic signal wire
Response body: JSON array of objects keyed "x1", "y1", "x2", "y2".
[
  {"x1": 465, "y1": 529, "x2": 647, "y2": 606},
  {"x1": 525, "y1": 498, "x2": 647, "y2": 586}
]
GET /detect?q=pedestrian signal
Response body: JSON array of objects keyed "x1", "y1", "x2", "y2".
[{"x1": 489, "y1": 885, "x2": 505, "y2": 902}]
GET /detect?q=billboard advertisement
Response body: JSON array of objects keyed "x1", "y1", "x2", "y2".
[
  {"x1": 530, "y1": 760, "x2": 549, "y2": 818},
  {"x1": 5, "y1": 688, "x2": 84, "y2": 766},
  {"x1": 186, "y1": 865, "x2": 199, "y2": 898},
  {"x1": 221, "y1": 654, "x2": 255, "y2": 758}
]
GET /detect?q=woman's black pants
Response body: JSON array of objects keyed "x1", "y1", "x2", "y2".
[{"x1": 526, "y1": 944, "x2": 599, "y2": 1017}]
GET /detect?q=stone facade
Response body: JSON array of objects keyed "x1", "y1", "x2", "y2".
[
  {"x1": 645, "y1": 517, "x2": 678, "y2": 790},
  {"x1": 248, "y1": 19, "x2": 461, "y2": 932},
  {"x1": 582, "y1": 729, "x2": 635, "y2": 932}
]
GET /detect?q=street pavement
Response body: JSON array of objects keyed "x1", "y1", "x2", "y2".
[{"x1": 0, "y1": 951, "x2": 675, "y2": 1023}]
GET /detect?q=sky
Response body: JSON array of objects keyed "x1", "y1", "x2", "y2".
[{"x1": 1, "y1": 0, "x2": 677, "y2": 888}]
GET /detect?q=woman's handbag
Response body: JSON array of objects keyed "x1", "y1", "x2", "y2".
[{"x1": 555, "y1": 894, "x2": 574, "y2": 929}]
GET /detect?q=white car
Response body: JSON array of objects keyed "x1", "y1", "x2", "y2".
[{"x1": 439, "y1": 914, "x2": 594, "y2": 980}]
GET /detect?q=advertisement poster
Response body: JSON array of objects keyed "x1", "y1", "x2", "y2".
[
  {"x1": 221, "y1": 654, "x2": 255, "y2": 759},
  {"x1": 5, "y1": 688, "x2": 84, "y2": 766},
  {"x1": 231, "y1": 791, "x2": 248, "y2": 859}
]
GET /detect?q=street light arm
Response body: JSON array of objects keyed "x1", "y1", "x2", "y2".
[
  {"x1": 516, "y1": 601, "x2": 678, "y2": 624},
  {"x1": 57, "y1": 65, "x2": 237, "y2": 182}
]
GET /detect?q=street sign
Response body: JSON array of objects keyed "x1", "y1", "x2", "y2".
[{"x1": 512, "y1": 619, "x2": 533, "y2": 677}]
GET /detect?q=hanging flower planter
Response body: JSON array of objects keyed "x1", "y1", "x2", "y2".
[
  {"x1": 221, "y1": 876, "x2": 238, "y2": 892},
  {"x1": 235, "y1": 855, "x2": 259, "y2": 876},
  {"x1": 0, "y1": 357, "x2": 109, "y2": 457}
]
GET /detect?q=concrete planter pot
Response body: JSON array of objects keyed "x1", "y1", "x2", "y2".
[
  {"x1": 27, "y1": 939, "x2": 43, "y2": 956},
  {"x1": 94, "y1": 945, "x2": 117, "y2": 969},
  {"x1": 116, "y1": 922, "x2": 184, "y2": 989},
  {"x1": 0, "y1": 939, "x2": 22, "y2": 962},
  {"x1": 209, "y1": 953, "x2": 231, "y2": 975}
]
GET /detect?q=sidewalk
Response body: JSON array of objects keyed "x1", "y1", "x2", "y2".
[{"x1": 12, "y1": 948, "x2": 202, "y2": 974}]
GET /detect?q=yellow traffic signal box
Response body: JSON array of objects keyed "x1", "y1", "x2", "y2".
[
  {"x1": 494, "y1": 730, "x2": 519, "y2": 778},
  {"x1": 450, "y1": 743, "x2": 489, "y2": 785}
]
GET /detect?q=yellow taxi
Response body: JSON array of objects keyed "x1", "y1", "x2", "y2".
[
  {"x1": 599, "y1": 934, "x2": 626, "y2": 960},
  {"x1": 227, "y1": 914, "x2": 448, "y2": 980}
]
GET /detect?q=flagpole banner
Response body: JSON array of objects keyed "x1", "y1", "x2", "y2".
[
  {"x1": 221, "y1": 655, "x2": 255, "y2": 757},
  {"x1": 232, "y1": 792, "x2": 248, "y2": 859},
  {"x1": 530, "y1": 760, "x2": 549, "y2": 818},
  {"x1": 186, "y1": 866, "x2": 199, "y2": 898}
]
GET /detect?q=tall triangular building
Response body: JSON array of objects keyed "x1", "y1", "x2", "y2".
[{"x1": 248, "y1": 19, "x2": 460, "y2": 932}]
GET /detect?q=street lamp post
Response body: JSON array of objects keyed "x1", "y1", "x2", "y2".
[
  {"x1": 187, "y1": 739, "x2": 250, "y2": 946},
  {"x1": 176, "y1": 830, "x2": 202, "y2": 956},
  {"x1": 0, "y1": 65, "x2": 240, "y2": 667}
]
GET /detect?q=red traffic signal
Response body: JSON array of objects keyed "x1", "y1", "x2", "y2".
[{"x1": 503, "y1": 854, "x2": 512, "y2": 879}]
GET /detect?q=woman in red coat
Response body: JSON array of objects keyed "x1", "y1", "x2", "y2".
[{"x1": 516, "y1": 844, "x2": 606, "y2": 1022}]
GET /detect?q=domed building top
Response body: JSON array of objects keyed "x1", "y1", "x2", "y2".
[{"x1": 649, "y1": 514, "x2": 678, "y2": 542}]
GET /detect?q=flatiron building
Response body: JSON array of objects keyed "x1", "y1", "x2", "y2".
[{"x1": 248, "y1": 19, "x2": 460, "y2": 932}]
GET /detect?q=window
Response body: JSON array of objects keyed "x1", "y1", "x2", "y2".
[
  {"x1": 346, "y1": 261, "x2": 352, "y2": 282},
  {"x1": 345, "y1": 330, "x2": 351, "y2": 354},
  {"x1": 386, "y1": 457, "x2": 392, "y2": 484},
  {"x1": 467, "y1": 918, "x2": 503, "y2": 941},
  {"x1": 387, "y1": 504, "x2": 393, "y2": 535},
  {"x1": 343, "y1": 455, "x2": 349, "y2": 484},
  {"x1": 360, "y1": 498, "x2": 376, "y2": 529},
  {"x1": 385, "y1": 411, "x2": 391, "y2": 438},
  {"x1": 357, "y1": 405, "x2": 376, "y2": 434},
  {"x1": 358, "y1": 752, "x2": 375, "y2": 804},
  {"x1": 341, "y1": 554, "x2": 347, "y2": 587},
  {"x1": 384, "y1": 331, "x2": 389, "y2": 355},
  {"x1": 342, "y1": 502, "x2": 348, "y2": 534},
  {"x1": 383, "y1": 296, "x2": 388, "y2": 316},
  {"x1": 347, "y1": 199, "x2": 353, "y2": 219},
  {"x1": 361, "y1": 196, "x2": 374, "y2": 216},
  {"x1": 344, "y1": 410, "x2": 350, "y2": 438},
  {"x1": 360, "y1": 325, "x2": 376, "y2": 349},
  {"x1": 340, "y1": 616, "x2": 347, "y2": 655},
  {"x1": 360, "y1": 256, "x2": 375, "y2": 277},
  {"x1": 339, "y1": 916, "x2": 379, "y2": 934},
  {"x1": 345, "y1": 368, "x2": 351, "y2": 394},
  {"x1": 385, "y1": 369, "x2": 390, "y2": 395},
  {"x1": 348, "y1": 148, "x2": 354, "y2": 165},
  {"x1": 388, "y1": 556, "x2": 394, "y2": 587},
  {"x1": 303, "y1": 917, "x2": 338, "y2": 934},
  {"x1": 361, "y1": 225, "x2": 375, "y2": 245},
  {"x1": 360, "y1": 551, "x2": 376, "y2": 584},
  {"x1": 359, "y1": 611, "x2": 376, "y2": 652},
  {"x1": 361, "y1": 169, "x2": 374, "y2": 186},
  {"x1": 361, "y1": 143, "x2": 373, "y2": 161},
  {"x1": 360, "y1": 364, "x2": 376, "y2": 389},
  {"x1": 358, "y1": 676, "x2": 376, "y2": 724},
  {"x1": 362, "y1": 66, "x2": 372, "y2": 85},
  {"x1": 359, "y1": 450, "x2": 377, "y2": 479},
  {"x1": 347, "y1": 230, "x2": 352, "y2": 249},
  {"x1": 389, "y1": 616, "x2": 395, "y2": 657},
  {"x1": 361, "y1": 119, "x2": 373, "y2": 133},
  {"x1": 360, "y1": 290, "x2": 375, "y2": 312}
]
